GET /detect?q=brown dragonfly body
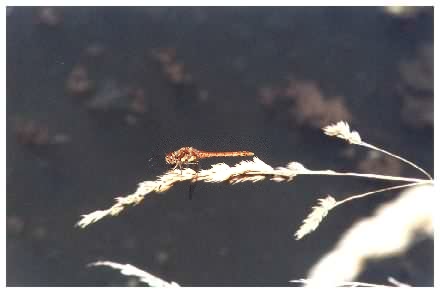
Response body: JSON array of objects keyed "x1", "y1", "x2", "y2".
[
  {"x1": 165, "y1": 147, "x2": 254, "y2": 199},
  {"x1": 165, "y1": 147, "x2": 254, "y2": 169}
]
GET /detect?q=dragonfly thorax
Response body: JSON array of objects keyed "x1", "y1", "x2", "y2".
[{"x1": 165, "y1": 147, "x2": 198, "y2": 167}]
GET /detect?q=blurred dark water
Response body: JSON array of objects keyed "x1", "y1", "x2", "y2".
[{"x1": 6, "y1": 7, "x2": 433, "y2": 286}]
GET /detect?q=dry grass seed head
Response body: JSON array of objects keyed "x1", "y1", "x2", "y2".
[
  {"x1": 295, "y1": 195, "x2": 337, "y2": 240},
  {"x1": 323, "y1": 121, "x2": 362, "y2": 144}
]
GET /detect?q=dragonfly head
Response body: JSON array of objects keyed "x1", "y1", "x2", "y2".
[{"x1": 165, "y1": 151, "x2": 177, "y2": 165}]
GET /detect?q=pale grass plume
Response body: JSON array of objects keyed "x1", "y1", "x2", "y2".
[
  {"x1": 290, "y1": 278, "x2": 409, "y2": 287},
  {"x1": 290, "y1": 278, "x2": 386, "y2": 287},
  {"x1": 89, "y1": 261, "x2": 180, "y2": 287},
  {"x1": 294, "y1": 181, "x2": 425, "y2": 239},
  {"x1": 77, "y1": 141, "x2": 431, "y2": 229},
  {"x1": 294, "y1": 195, "x2": 336, "y2": 240},
  {"x1": 293, "y1": 120, "x2": 433, "y2": 239},
  {"x1": 76, "y1": 157, "x2": 305, "y2": 228},
  {"x1": 77, "y1": 120, "x2": 432, "y2": 238},
  {"x1": 323, "y1": 121, "x2": 432, "y2": 180},
  {"x1": 322, "y1": 121, "x2": 362, "y2": 144},
  {"x1": 77, "y1": 120, "x2": 432, "y2": 285},
  {"x1": 387, "y1": 277, "x2": 411, "y2": 287},
  {"x1": 304, "y1": 185, "x2": 433, "y2": 286}
]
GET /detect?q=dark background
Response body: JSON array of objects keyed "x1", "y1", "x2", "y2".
[{"x1": 6, "y1": 7, "x2": 433, "y2": 286}]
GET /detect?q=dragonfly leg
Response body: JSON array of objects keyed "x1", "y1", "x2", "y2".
[
  {"x1": 172, "y1": 162, "x2": 183, "y2": 173},
  {"x1": 188, "y1": 162, "x2": 200, "y2": 200}
]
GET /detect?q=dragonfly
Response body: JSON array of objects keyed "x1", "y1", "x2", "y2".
[{"x1": 165, "y1": 147, "x2": 254, "y2": 199}]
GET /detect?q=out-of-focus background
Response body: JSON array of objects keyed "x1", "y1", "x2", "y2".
[{"x1": 6, "y1": 7, "x2": 433, "y2": 286}]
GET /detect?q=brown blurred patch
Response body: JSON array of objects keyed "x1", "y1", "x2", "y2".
[
  {"x1": 66, "y1": 64, "x2": 95, "y2": 97},
  {"x1": 7, "y1": 216, "x2": 25, "y2": 236},
  {"x1": 34, "y1": 7, "x2": 62, "y2": 27},
  {"x1": 151, "y1": 48, "x2": 194, "y2": 86},
  {"x1": 398, "y1": 43, "x2": 433, "y2": 129},
  {"x1": 13, "y1": 118, "x2": 70, "y2": 146},
  {"x1": 357, "y1": 151, "x2": 402, "y2": 177},
  {"x1": 14, "y1": 119, "x2": 50, "y2": 146},
  {"x1": 286, "y1": 79, "x2": 352, "y2": 128},
  {"x1": 259, "y1": 78, "x2": 352, "y2": 129},
  {"x1": 129, "y1": 88, "x2": 147, "y2": 114}
]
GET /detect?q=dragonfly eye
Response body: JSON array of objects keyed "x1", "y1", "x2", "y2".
[{"x1": 165, "y1": 153, "x2": 174, "y2": 164}]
